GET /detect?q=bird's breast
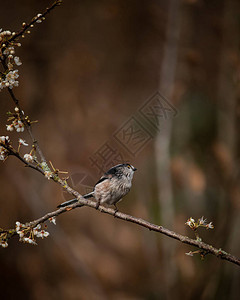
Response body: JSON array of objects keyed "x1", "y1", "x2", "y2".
[{"x1": 94, "y1": 177, "x2": 131, "y2": 205}]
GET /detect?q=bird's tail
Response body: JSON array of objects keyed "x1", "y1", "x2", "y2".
[
  {"x1": 57, "y1": 191, "x2": 94, "y2": 208},
  {"x1": 83, "y1": 191, "x2": 94, "y2": 199},
  {"x1": 57, "y1": 198, "x2": 78, "y2": 208}
]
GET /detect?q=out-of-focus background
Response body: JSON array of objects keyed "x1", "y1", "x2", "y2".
[{"x1": 1, "y1": 0, "x2": 240, "y2": 299}]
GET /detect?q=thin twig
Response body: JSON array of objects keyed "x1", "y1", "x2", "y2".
[
  {"x1": 5, "y1": 0, "x2": 63, "y2": 47},
  {"x1": 0, "y1": 142, "x2": 45, "y2": 175},
  {"x1": 7, "y1": 88, "x2": 47, "y2": 162},
  {"x1": 1, "y1": 56, "x2": 46, "y2": 163},
  {"x1": 0, "y1": 0, "x2": 62, "y2": 163}
]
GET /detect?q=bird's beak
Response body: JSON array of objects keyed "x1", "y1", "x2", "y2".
[{"x1": 133, "y1": 167, "x2": 137, "y2": 171}]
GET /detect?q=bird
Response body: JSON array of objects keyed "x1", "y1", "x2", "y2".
[{"x1": 57, "y1": 163, "x2": 137, "y2": 212}]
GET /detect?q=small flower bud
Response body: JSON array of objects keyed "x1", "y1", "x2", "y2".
[{"x1": 24, "y1": 153, "x2": 34, "y2": 163}]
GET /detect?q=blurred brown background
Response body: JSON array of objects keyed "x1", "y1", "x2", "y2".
[{"x1": 1, "y1": 0, "x2": 240, "y2": 299}]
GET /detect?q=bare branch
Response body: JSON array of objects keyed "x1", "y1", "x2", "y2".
[
  {"x1": 5, "y1": 0, "x2": 63, "y2": 48},
  {"x1": 7, "y1": 88, "x2": 47, "y2": 162},
  {"x1": 0, "y1": 142, "x2": 45, "y2": 175},
  {"x1": 0, "y1": 0, "x2": 62, "y2": 163},
  {"x1": 5, "y1": 194, "x2": 240, "y2": 267},
  {"x1": 1, "y1": 142, "x2": 240, "y2": 267}
]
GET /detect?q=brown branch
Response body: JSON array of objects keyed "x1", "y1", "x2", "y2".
[
  {"x1": 6, "y1": 195, "x2": 240, "y2": 267},
  {"x1": 0, "y1": 142, "x2": 45, "y2": 175},
  {"x1": 1, "y1": 145, "x2": 240, "y2": 267},
  {"x1": 5, "y1": 0, "x2": 63, "y2": 47},
  {"x1": 1, "y1": 60, "x2": 46, "y2": 163},
  {"x1": 0, "y1": 58, "x2": 44, "y2": 160},
  {"x1": 0, "y1": 0, "x2": 63, "y2": 163},
  {"x1": 7, "y1": 88, "x2": 47, "y2": 162}
]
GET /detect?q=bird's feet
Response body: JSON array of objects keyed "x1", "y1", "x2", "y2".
[
  {"x1": 95, "y1": 200, "x2": 100, "y2": 210},
  {"x1": 113, "y1": 205, "x2": 118, "y2": 217}
]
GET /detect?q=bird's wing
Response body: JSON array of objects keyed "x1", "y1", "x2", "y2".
[{"x1": 94, "y1": 176, "x2": 109, "y2": 187}]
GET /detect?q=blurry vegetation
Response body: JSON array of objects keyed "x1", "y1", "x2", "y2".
[{"x1": 0, "y1": 0, "x2": 240, "y2": 299}]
